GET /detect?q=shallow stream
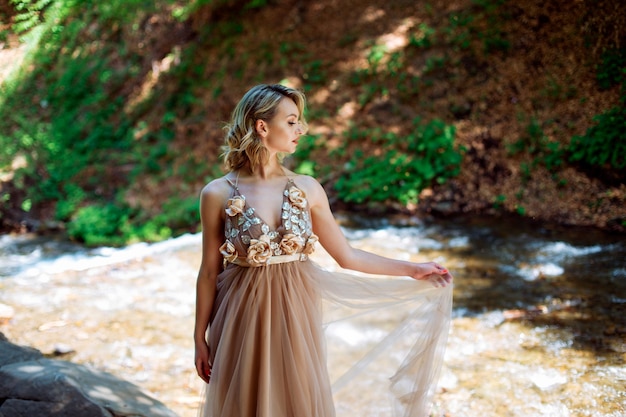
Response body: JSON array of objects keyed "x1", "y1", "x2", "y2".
[{"x1": 0, "y1": 214, "x2": 624, "y2": 416}]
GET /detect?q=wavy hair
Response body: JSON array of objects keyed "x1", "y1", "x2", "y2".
[{"x1": 222, "y1": 84, "x2": 308, "y2": 173}]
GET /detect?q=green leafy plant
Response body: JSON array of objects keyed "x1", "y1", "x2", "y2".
[
  {"x1": 67, "y1": 203, "x2": 130, "y2": 247},
  {"x1": 334, "y1": 118, "x2": 463, "y2": 205},
  {"x1": 493, "y1": 194, "x2": 506, "y2": 209},
  {"x1": 10, "y1": 0, "x2": 54, "y2": 34},
  {"x1": 567, "y1": 47, "x2": 626, "y2": 180},
  {"x1": 0, "y1": 0, "x2": 179, "y2": 246},
  {"x1": 508, "y1": 117, "x2": 565, "y2": 173},
  {"x1": 409, "y1": 23, "x2": 435, "y2": 48},
  {"x1": 568, "y1": 104, "x2": 626, "y2": 171},
  {"x1": 596, "y1": 48, "x2": 626, "y2": 90}
]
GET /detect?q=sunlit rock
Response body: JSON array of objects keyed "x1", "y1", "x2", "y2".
[
  {"x1": 528, "y1": 368, "x2": 567, "y2": 391},
  {"x1": 0, "y1": 333, "x2": 43, "y2": 367},
  {"x1": 0, "y1": 334, "x2": 178, "y2": 417}
]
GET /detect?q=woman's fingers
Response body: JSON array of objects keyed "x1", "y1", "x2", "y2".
[
  {"x1": 432, "y1": 263, "x2": 448, "y2": 275},
  {"x1": 196, "y1": 359, "x2": 212, "y2": 383},
  {"x1": 426, "y1": 271, "x2": 453, "y2": 287}
]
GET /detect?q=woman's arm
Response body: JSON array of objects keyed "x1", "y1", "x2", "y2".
[
  {"x1": 304, "y1": 177, "x2": 452, "y2": 287},
  {"x1": 194, "y1": 180, "x2": 229, "y2": 383}
]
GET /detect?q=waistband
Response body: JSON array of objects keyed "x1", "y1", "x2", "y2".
[{"x1": 229, "y1": 253, "x2": 308, "y2": 267}]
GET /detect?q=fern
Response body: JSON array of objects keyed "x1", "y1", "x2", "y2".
[{"x1": 10, "y1": 0, "x2": 54, "y2": 34}]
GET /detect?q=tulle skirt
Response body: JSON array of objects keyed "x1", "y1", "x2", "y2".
[{"x1": 198, "y1": 259, "x2": 452, "y2": 417}]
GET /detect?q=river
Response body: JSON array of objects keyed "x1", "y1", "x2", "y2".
[{"x1": 0, "y1": 214, "x2": 624, "y2": 416}]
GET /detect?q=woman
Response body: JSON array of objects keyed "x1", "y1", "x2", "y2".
[{"x1": 194, "y1": 84, "x2": 453, "y2": 417}]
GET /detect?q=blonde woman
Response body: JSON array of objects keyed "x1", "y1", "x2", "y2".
[{"x1": 194, "y1": 84, "x2": 453, "y2": 417}]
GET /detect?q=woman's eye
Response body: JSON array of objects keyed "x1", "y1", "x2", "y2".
[{"x1": 288, "y1": 122, "x2": 296, "y2": 126}]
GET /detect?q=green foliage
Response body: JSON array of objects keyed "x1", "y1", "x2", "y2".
[
  {"x1": 568, "y1": 104, "x2": 626, "y2": 171},
  {"x1": 334, "y1": 119, "x2": 463, "y2": 205},
  {"x1": 172, "y1": 0, "x2": 268, "y2": 21},
  {"x1": 475, "y1": 0, "x2": 510, "y2": 54},
  {"x1": 508, "y1": 117, "x2": 565, "y2": 173},
  {"x1": 10, "y1": 0, "x2": 54, "y2": 34},
  {"x1": 244, "y1": 0, "x2": 269, "y2": 9},
  {"x1": 302, "y1": 60, "x2": 327, "y2": 85},
  {"x1": 444, "y1": 11, "x2": 474, "y2": 50},
  {"x1": 1, "y1": 23, "x2": 137, "y2": 209},
  {"x1": 0, "y1": 0, "x2": 192, "y2": 246},
  {"x1": 568, "y1": 47, "x2": 626, "y2": 176},
  {"x1": 423, "y1": 55, "x2": 447, "y2": 74},
  {"x1": 66, "y1": 195, "x2": 199, "y2": 247},
  {"x1": 493, "y1": 194, "x2": 506, "y2": 209},
  {"x1": 367, "y1": 44, "x2": 388, "y2": 73},
  {"x1": 4, "y1": 0, "x2": 622, "y2": 244},
  {"x1": 596, "y1": 48, "x2": 626, "y2": 90},
  {"x1": 409, "y1": 23, "x2": 435, "y2": 48},
  {"x1": 67, "y1": 204, "x2": 130, "y2": 247},
  {"x1": 160, "y1": 196, "x2": 199, "y2": 231},
  {"x1": 541, "y1": 77, "x2": 577, "y2": 102},
  {"x1": 442, "y1": 0, "x2": 510, "y2": 55},
  {"x1": 292, "y1": 134, "x2": 322, "y2": 171}
]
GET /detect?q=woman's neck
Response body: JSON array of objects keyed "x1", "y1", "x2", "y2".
[{"x1": 246, "y1": 158, "x2": 286, "y2": 180}]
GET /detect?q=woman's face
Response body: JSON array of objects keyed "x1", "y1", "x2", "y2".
[{"x1": 259, "y1": 98, "x2": 304, "y2": 155}]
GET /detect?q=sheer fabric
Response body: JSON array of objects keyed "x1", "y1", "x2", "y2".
[{"x1": 198, "y1": 178, "x2": 452, "y2": 417}]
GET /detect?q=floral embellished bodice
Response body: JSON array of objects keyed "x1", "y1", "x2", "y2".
[{"x1": 220, "y1": 178, "x2": 319, "y2": 267}]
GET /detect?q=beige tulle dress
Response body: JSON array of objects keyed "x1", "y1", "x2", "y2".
[{"x1": 198, "y1": 177, "x2": 452, "y2": 417}]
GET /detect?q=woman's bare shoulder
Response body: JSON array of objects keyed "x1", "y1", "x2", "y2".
[
  {"x1": 288, "y1": 172, "x2": 321, "y2": 188},
  {"x1": 200, "y1": 176, "x2": 233, "y2": 202},
  {"x1": 289, "y1": 173, "x2": 328, "y2": 204}
]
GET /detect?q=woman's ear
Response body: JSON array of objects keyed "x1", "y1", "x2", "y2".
[{"x1": 255, "y1": 119, "x2": 269, "y2": 138}]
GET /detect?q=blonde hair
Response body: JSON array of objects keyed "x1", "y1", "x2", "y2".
[{"x1": 222, "y1": 84, "x2": 308, "y2": 173}]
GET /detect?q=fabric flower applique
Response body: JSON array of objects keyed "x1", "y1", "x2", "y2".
[
  {"x1": 247, "y1": 234, "x2": 273, "y2": 266},
  {"x1": 303, "y1": 234, "x2": 319, "y2": 255},
  {"x1": 279, "y1": 234, "x2": 305, "y2": 255},
  {"x1": 287, "y1": 186, "x2": 307, "y2": 209},
  {"x1": 219, "y1": 240, "x2": 238, "y2": 263},
  {"x1": 225, "y1": 196, "x2": 246, "y2": 217}
]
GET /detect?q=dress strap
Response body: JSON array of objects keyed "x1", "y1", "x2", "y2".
[
  {"x1": 279, "y1": 166, "x2": 296, "y2": 187},
  {"x1": 225, "y1": 172, "x2": 241, "y2": 190}
]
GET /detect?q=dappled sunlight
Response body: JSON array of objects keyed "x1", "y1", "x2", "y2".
[
  {"x1": 15, "y1": 363, "x2": 46, "y2": 374},
  {"x1": 126, "y1": 46, "x2": 182, "y2": 116},
  {"x1": 0, "y1": 37, "x2": 28, "y2": 86},
  {"x1": 2, "y1": 215, "x2": 624, "y2": 416},
  {"x1": 0, "y1": 1, "x2": 625, "y2": 415},
  {"x1": 2, "y1": 0, "x2": 623, "y2": 241},
  {"x1": 0, "y1": 351, "x2": 178, "y2": 416},
  {"x1": 377, "y1": 18, "x2": 417, "y2": 52},
  {"x1": 361, "y1": 6, "x2": 385, "y2": 24}
]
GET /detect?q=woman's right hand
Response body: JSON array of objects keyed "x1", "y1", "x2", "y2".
[{"x1": 195, "y1": 341, "x2": 212, "y2": 384}]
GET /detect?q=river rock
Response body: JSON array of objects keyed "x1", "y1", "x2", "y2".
[
  {"x1": 0, "y1": 332, "x2": 43, "y2": 367},
  {"x1": 0, "y1": 333, "x2": 178, "y2": 417}
]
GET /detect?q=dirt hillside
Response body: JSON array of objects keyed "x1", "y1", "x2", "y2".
[{"x1": 0, "y1": 0, "x2": 624, "y2": 234}]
